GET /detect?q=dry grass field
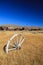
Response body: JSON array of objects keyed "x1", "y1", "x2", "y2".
[{"x1": 0, "y1": 31, "x2": 43, "y2": 65}]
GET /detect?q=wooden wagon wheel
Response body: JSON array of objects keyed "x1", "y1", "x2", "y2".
[{"x1": 5, "y1": 33, "x2": 25, "y2": 54}]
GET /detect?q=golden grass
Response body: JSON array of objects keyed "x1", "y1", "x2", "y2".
[{"x1": 0, "y1": 31, "x2": 43, "y2": 65}]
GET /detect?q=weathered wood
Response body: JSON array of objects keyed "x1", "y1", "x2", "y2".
[{"x1": 5, "y1": 33, "x2": 25, "y2": 54}]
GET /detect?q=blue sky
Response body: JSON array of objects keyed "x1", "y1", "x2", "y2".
[{"x1": 0, "y1": 0, "x2": 43, "y2": 26}]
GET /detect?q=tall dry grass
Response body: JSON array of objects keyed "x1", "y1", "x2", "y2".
[{"x1": 0, "y1": 31, "x2": 43, "y2": 65}]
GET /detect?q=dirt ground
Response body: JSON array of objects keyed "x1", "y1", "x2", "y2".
[{"x1": 0, "y1": 31, "x2": 43, "y2": 65}]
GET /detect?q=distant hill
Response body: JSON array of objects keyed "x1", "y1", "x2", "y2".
[
  {"x1": 0, "y1": 24, "x2": 21, "y2": 27},
  {"x1": 0, "y1": 24, "x2": 43, "y2": 31}
]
